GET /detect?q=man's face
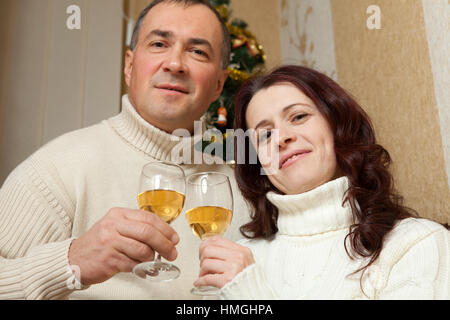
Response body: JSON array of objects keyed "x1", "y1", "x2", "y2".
[{"x1": 124, "y1": 2, "x2": 228, "y2": 134}]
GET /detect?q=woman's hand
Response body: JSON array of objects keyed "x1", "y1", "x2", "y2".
[{"x1": 194, "y1": 236, "x2": 255, "y2": 289}]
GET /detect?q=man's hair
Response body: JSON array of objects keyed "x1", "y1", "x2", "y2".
[{"x1": 129, "y1": 0, "x2": 231, "y2": 69}]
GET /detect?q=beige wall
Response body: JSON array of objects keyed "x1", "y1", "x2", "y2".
[
  {"x1": 0, "y1": 1, "x2": 14, "y2": 149},
  {"x1": 422, "y1": 0, "x2": 450, "y2": 191},
  {"x1": 329, "y1": 0, "x2": 449, "y2": 224},
  {"x1": 0, "y1": 0, "x2": 124, "y2": 184},
  {"x1": 281, "y1": 0, "x2": 449, "y2": 224}
]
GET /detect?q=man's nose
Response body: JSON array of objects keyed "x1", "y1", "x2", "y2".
[{"x1": 162, "y1": 47, "x2": 187, "y2": 75}]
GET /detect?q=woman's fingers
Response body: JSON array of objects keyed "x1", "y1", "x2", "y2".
[
  {"x1": 199, "y1": 236, "x2": 244, "y2": 254},
  {"x1": 194, "y1": 273, "x2": 226, "y2": 288},
  {"x1": 199, "y1": 237, "x2": 254, "y2": 267},
  {"x1": 195, "y1": 236, "x2": 256, "y2": 289},
  {"x1": 199, "y1": 258, "x2": 228, "y2": 277}
]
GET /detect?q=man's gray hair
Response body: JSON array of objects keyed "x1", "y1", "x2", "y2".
[{"x1": 129, "y1": 0, "x2": 231, "y2": 69}]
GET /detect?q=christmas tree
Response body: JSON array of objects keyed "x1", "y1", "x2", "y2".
[{"x1": 199, "y1": 0, "x2": 266, "y2": 162}]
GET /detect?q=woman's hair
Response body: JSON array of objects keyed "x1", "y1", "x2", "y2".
[{"x1": 233, "y1": 65, "x2": 418, "y2": 274}]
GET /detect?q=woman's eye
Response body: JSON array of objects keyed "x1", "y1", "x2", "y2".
[
  {"x1": 292, "y1": 114, "x2": 307, "y2": 122},
  {"x1": 258, "y1": 130, "x2": 272, "y2": 143}
]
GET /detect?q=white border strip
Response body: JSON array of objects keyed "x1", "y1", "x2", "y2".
[
  {"x1": 422, "y1": 0, "x2": 450, "y2": 188},
  {"x1": 279, "y1": 0, "x2": 338, "y2": 81}
]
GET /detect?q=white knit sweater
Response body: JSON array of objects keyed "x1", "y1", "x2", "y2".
[
  {"x1": 0, "y1": 95, "x2": 250, "y2": 300},
  {"x1": 219, "y1": 177, "x2": 450, "y2": 300}
]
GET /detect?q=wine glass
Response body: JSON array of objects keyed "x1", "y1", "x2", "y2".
[
  {"x1": 185, "y1": 172, "x2": 233, "y2": 296},
  {"x1": 132, "y1": 161, "x2": 186, "y2": 281}
]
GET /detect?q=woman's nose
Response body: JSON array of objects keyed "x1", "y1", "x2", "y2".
[{"x1": 278, "y1": 128, "x2": 297, "y2": 148}]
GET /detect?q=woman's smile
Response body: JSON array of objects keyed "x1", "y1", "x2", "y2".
[{"x1": 280, "y1": 149, "x2": 312, "y2": 169}]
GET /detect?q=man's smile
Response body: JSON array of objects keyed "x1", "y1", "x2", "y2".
[{"x1": 155, "y1": 84, "x2": 189, "y2": 94}]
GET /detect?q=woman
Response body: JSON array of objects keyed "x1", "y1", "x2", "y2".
[{"x1": 194, "y1": 65, "x2": 449, "y2": 299}]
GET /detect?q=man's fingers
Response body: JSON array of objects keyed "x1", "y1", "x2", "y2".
[
  {"x1": 124, "y1": 209, "x2": 180, "y2": 244},
  {"x1": 109, "y1": 251, "x2": 142, "y2": 274},
  {"x1": 114, "y1": 234, "x2": 156, "y2": 262},
  {"x1": 115, "y1": 216, "x2": 178, "y2": 261}
]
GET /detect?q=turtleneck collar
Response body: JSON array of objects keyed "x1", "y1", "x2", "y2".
[
  {"x1": 266, "y1": 177, "x2": 355, "y2": 236},
  {"x1": 107, "y1": 95, "x2": 208, "y2": 164}
]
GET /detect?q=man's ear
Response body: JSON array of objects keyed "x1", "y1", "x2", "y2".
[
  {"x1": 124, "y1": 49, "x2": 134, "y2": 87},
  {"x1": 212, "y1": 68, "x2": 229, "y2": 101}
]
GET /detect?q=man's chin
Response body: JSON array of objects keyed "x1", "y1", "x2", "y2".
[
  {"x1": 150, "y1": 117, "x2": 198, "y2": 135},
  {"x1": 132, "y1": 101, "x2": 202, "y2": 132}
]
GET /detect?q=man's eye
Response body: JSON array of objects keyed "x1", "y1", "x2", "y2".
[
  {"x1": 191, "y1": 48, "x2": 208, "y2": 58},
  {"x1": 150, "y1": 41, "x2": 165, "y2": 48}
]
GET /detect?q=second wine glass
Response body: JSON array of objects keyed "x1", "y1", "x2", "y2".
[{"x1": 185, "y1": 172, "x2": 233, "y2": 296}]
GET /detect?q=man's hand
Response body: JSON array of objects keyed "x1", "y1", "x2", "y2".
[
  {"x1": 68, "y1": 207, "x2": 179, "y2": 285},
  {"x1": 194, "y1": 236, "x2": 255, "y2": 289}
]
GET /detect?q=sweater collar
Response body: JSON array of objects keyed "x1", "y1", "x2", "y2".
[
  {"x1": 266, "y1": 177, "x2": 355, "y2": 236},
  {"x1": 107, "y1": 95, "x2": 208, "y2": 164}
]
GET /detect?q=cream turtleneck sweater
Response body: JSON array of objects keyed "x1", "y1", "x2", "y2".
[
  {"x1": 0, "y1": 95, "x2": 250, "y2": 300},
  {"x1": 219, "y1": 177, "x2": 450, "y2": 300}
]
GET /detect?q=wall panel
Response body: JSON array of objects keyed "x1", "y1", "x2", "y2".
[
  {"x1": 330, "y1": 0, "x2": 449, "y2": 223},
  {"x1": 0, "y1": 0, "x2": 124, "y2": 184}
]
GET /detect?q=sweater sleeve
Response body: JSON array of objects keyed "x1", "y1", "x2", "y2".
[
  {"x1": 377, "y1": 227, "x2": 450, "y2": 300},
  {"x1": 0, "y1": 158, "x2": 78, "y2": 299},
  {"x1": 218, "y1": 263, "x2": 279, "y2": 300}
]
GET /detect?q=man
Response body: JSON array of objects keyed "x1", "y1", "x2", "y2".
[{"x1": 0, "y1": 0, "x2": 250, "y2": 299}]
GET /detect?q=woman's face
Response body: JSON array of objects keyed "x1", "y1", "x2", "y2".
[{"x1": 245, "y1": 83, "x2": 339, "y2": 195}]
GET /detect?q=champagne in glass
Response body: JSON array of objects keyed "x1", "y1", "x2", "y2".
[
  {"x1": 138, "y1": 189, "x2": 185, "y2": 224},
  {"x1": 133, "y1": 161, "x2": 185, "y2": 281},
  {"x1": 185, "y1": 172, "x2": 233, "y2": 296},
  {"x1": 186, "y1": 206, "x2": 232, "y2": 240}
]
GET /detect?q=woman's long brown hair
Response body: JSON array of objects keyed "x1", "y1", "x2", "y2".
[{"x1": 233, "y1": 65, "x2": 418, "y2": 274}]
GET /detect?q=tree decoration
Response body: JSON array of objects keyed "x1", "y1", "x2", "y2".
[{"x1": 198, "y1": 0, "x2": 267, "y2": 162}]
